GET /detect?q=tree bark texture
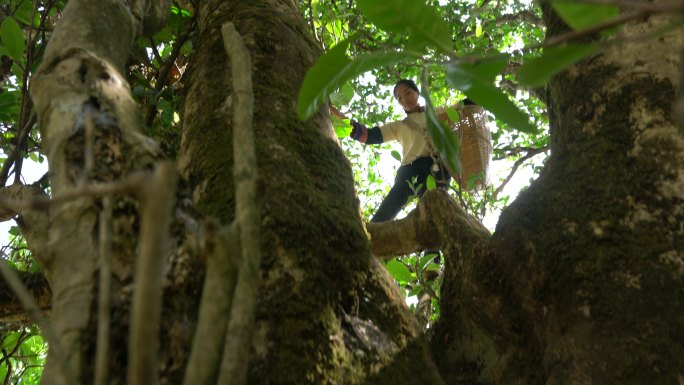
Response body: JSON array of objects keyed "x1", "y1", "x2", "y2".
[
  {"x1": 431, "y1": 9, "x2": 684, "y2": 385},
  {"x1": 178, "y1": 1, "x2": 443, "y2": 384},
  {"x1": 29, "y1": 0, "x2": 201, "y2": 384}
]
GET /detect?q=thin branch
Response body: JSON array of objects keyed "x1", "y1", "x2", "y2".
[
  {"x1": 127, "y1": 162, "x2": 178, "y2": 385},
  {"x1": 493, "y1": 10, "x2": 543, "y2": 27},
  {"x1": 0, "y1": 114, "x2": 37, "y2": 187},
  {"x1": 94, "y1": 196, "x2": 113, "y2": 385},
  {"x1": 491, "y1": 148, "x2": 548, "y2": 201},
  {"x1": 0, "y1": 261, "x2": 76, "y2": 385},
  {"x1": 183, "y1": 221, "x2": 240, "y2": 385},
  {"x1": 148, "y1": 37, "x2": 163, "y2": 64},
  {"x1": 493, "y1": 145, "x2": 549, "y2": 160},
  {"x1": 2, "y1": 347, "x2": 11, "y2": 385},
  {"x1": 544, "y1": 2, "x2": 684, "y2": 48},
  {"x1": 217, "y1": 22, "x2": 261, "y2": 385}
]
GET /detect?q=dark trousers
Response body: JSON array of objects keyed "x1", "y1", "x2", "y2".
[{"x1": 371, "y1": 157, "x2": 450, "y2": 222}]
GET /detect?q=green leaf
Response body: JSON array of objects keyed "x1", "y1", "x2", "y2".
[
  {"x1": 8, "y1": 226, "x2": 20, "y2": 236},
  {"x1": 13, "y1": 1, "x2": 38, "y2": 28},
  {"x1": 298, "y1": 40, "x2": 415, "y2": 120},
  {"x1": 448, "y1": 57, "x2": 508, "y2": 89},
  {"x1": 1, "y1": 17, "x2": 26, "y2": 62},
  {"x1": 422, "y1": 84, "x2": 461, "y2": 173},
  {"x1": 386, "y1": 259, "x2": 414, "y2": 283},
  {"x1": 331, "y1": 115, "x2": 352, "y2": 138},
  {"x1": 391, "y1": 150, "x2": 401, "y2": 161},
  {"x1": 28, "y1": 260, "x2": 41, "y2": 273},
  {"x1": 446, "y1": 106, "x2": 459, "y2": 122},
  {"x1": 2, "y1": 332, "x2": 20, "y2": 350},
  {"x1": 418, "y1": 252, "x2": 437, "y2": 272},
  {"x1": 518, "y1": 44, "x2": 597, "y2": 87},
  {"x1": 330, "y1": 83, "x2": 355, "y2": 107},
  {"x1": 426, "y1": 174, "x2": 437, "y2": 190},
  {"x1": 552, "y1": 1, "x2": 619, "y2": 31},
  {"x1": 356, "y1": 0, "x2": 453, "y2": 53},
  {"x1": 447, "y1": 62, "x2": 537, "y2": 134}
]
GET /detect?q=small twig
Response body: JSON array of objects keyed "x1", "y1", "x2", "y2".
[
  {"x1": 0, "y1": 260, "x2": 76, "y2": 385},
  {"x1": 148, "y1": 37, "x2": 163, "y2": 64},
  {"x1": 217, "y1": 22, "x2": 261, "y2": 385},
  {"x1": 94, "y1": 196, "x2": 113, "y2": 385},
  {"x1": 127, "y1": 162, "x2": 178, "y2": 385},
  {"x1": 0, "y1": 114, "x2": 37, "y2": 187},
  {"x1": 491, "y1": 148, "x2": 548, "y2": 201},
  {"x1": 493, "y1": 145, "x2": 549, "y2": 160},
  {"x1": 2, "y1": 347, "x2": 11, "y2": 385},
  {"x1": 183, "y1": 221, "x2": 240, "y2": 385}
]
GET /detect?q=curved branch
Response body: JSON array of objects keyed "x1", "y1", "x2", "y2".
[
  {"x1": 492, "y1": 147, "x2": 549, "y2": 201},
  {"x1": 366, "y1": 189, "x2": 490, "y2": 259}
]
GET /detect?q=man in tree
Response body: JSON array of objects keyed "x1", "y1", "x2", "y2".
[{"x1": 348, "y1": 79, "x2": 451, "y2": 222}]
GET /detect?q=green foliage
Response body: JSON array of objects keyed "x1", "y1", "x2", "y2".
[
  {"x1": 447, "y1": 60, "x2": 537, "y2": 134},
  {"x1": 356, "y1": 0, "x2": 453, "y2": 53},
  {"x1": 551, "y1": 1, "x2": 619, "y2": 31},
  {"x1": 297, "y1": 39, "x2": 417, "y2": 119},
  {"x1": 422, "y1": 82, "x2": 461, "y2": 173},
  {"x1": 518, "y1": 44, "x2": 597, "y2": 87},
  {"x1": 385, "y1": 252, "x2": 442, "y2": 328},
  {"x1": 385, "y1": 259, "x2": 414, "y2": 283},
  {"x1": 426, "y1": 175, "x2": 436, "y2": 190},
  {"x1": 330, "y1": 83, "x2": 355, "y2": 107},
  {"x1": 331, "y1": 115, "x2": 352, "y2": 138},
  {"x1": 0, "y1": 329, "x2": 46, "y2": 385},
  {"x1": 0, "y1": 17, "x2": 25, "y2": 63}
]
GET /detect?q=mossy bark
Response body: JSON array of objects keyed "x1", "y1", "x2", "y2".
[
  {"x1": 179, "y1": 1, "x2": 442, "y2": 384},
  {"x1": 431, "y1": 11, "x2": 684, "y2": 385}
]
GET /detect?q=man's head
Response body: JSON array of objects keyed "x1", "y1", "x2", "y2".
[{"x1": 393, "y1": 79, "x2": 420, "y2": 112}]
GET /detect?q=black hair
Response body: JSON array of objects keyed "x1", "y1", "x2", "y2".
[{"x1": 393, "y1": 79, "x2": 420, "y2": 97}]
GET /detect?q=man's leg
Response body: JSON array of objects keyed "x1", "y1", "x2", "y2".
[
  {"x1": 371, "y1": 182, "x2": 412, "y2": 222},
  {"x1": 371, "y1": 164, "x2": 418, "y2": 222}
]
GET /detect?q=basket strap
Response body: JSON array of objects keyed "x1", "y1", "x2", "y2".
[
  {"x1": 402, "y1": 116, "x2": 440, "y2": 162},
  {"x1": 402, "y1": 117, "x2": 450, "y2": 182}
]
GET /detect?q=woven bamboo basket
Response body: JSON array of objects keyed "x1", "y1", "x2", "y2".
[{"x1": 451, "y1": 105, "x2": 492, "y2": 190}]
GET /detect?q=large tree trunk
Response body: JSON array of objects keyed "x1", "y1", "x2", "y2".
[
  {"x1": 431, "y1": 9, "x2": 684, "y2": 385},
  {"x1": 178, "y1": 1, "x2": 443, "y2": 384}
]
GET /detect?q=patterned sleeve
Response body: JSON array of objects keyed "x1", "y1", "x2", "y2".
[{"x1": 350, "y1": 121, "x2": 383, "y2": 144}]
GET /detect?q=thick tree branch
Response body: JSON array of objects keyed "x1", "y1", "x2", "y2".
[{"x1": 366, "y1": 189, "x2": 489, "y2": 259}]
